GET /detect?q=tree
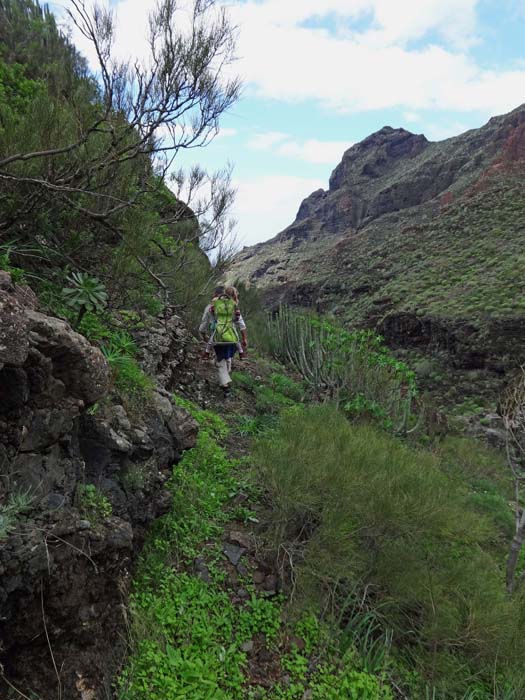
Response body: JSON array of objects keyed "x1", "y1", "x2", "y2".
[{"x1": 0, "y1": 0, "x2": 240, "y2": 310}]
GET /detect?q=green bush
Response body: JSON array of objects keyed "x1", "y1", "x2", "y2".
[
  {"x1": 230, "y1": 370, "x2": 258, "y2": 392},
  {"x1": 253, "y1": 405, "x2": 525, "y2": 694},
  {"x1": 254, "y1": 385, "x2": 295, "y2": 414}
]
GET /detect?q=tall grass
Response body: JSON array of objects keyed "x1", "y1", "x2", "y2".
[{"x1": 254, "y1": 405, "x2": 525, "y2": 696}]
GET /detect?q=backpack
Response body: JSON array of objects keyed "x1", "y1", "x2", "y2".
[{"x1": 210, "y1": 296, "x2": 239, "y2": 344}]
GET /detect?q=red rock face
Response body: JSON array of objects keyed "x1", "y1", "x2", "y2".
[
  {"x1": 440, "y1": 191, "x2": 455, "y2": 207},
  {"x1": 469, "y1": 115, "x2": 525, "y2": 195},
  {"x1": 500, "y1": 120, "x2": 525, "y2": 165}
]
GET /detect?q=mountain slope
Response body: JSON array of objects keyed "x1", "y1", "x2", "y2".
[{"x1": 229, "y1": 106, "x2": 525, "y2": 372}]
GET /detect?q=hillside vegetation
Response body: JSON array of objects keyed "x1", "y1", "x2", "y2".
[{"x1": 0, "y1": 0, "x2": 238, "y2": 323}]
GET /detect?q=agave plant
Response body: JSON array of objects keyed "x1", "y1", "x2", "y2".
[{"x1": 62, "y1": 272, "x2": 108, "y2": 327}]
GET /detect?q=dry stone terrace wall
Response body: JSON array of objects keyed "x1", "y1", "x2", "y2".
[{"x1": 0, "y1": 271, "x2": 199, "y2": 699}]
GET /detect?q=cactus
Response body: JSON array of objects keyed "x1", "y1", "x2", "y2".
[{"x1": 266, "y1": 306, "x2": 418, "y2": 434}]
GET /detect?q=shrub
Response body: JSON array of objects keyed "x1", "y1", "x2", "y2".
[
  {"x1": 253, "y1": 405, "x2": 525, "y2": 694},
  {"x1": 172, "y1": 394, "x2": 229, "y2": 440},
  {"x1": 254, "y1": 385, "x2": 295, "y2": 415}
]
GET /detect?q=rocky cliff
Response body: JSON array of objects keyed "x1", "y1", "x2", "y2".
[
  {"x1": 0, "y1": 272, "x2": 202, "y2": 698},
  {"x1": 229, "y1": 105, "x2": 525, "y2": 391}
]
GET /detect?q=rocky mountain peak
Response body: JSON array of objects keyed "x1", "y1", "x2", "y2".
[{"x1": 329, "y1": 126, "x2": 429, "y2": 191}]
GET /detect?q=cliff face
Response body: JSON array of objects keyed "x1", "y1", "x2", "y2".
[
  {"x1": 0, "y1": 272, "x2": 201, "y2": 698},
  {"x1": 229, "y1": 105, "x2": 525, "y2": 378}
]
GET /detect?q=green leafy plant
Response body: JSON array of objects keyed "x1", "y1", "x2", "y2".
[
  {"x1": 269, "y1": 373, "x2": 305, "y2": 401},
  {"x1": 101, "y1": 331, "x2": 154, "y2": 408},
  {"x1": 76, "y1": 484, "x2": 112, "y2": 521},
  {"x1": 62, "y1": 272, "x2": 108, "y2": 327},
  {"x1": 172, "y1": 394, "x2": 229, "y2": 440}
]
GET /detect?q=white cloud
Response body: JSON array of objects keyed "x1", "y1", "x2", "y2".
[
  {"x1": 403, "y1": 111, "x2": 421, "y2": 123},
  {"x1": 247, "y1": 132, "x2": 351, "y2": 164},
  {"x1": 216, "y1": 127, "x2": 238, "y2": 139},
  {"x1": 59, "y1": 0, "x2": 524, "y2": 119},
  {"x1": 277, "y1": 139, "x2": 352, "y2": 164},
  {"x1": 247, "y1": 132, "x2": 289, "y2": 150},
  {"x1": 229, "y1": 0, "x2": 524, "y2": 116},
  {"x1": 233, "y1": 175, "x2": 326, "y2": 247}
]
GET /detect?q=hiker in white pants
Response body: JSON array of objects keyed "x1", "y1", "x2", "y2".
[{"x1": 199, "y1": 286, "x2": 248, "y2": 396}]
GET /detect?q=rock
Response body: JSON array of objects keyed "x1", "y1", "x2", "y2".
[
  {"x1": 107, "y1": 405, "x2": 132, "y2": 432},
  {"x1": 230, "y1": 491, "x2": 248, "y2": 506},
  {"x1": 237, "y1": 563, "x2": 249, "y2": 577},
  {"x1": 193, "y1": 557, "x2": 212, "y2": 583},
  {"x1": 45, "y1": 493, "x2": 66, "y2": 509},
  {"x1": 263, "y1": 574, "x2": 279, "y2": 594},
  {"x1": 151, "y1": 392, "x2": 174, "y2": 420},
  {"x1": 0, "y1": 275, "x2": 204, "y2": 699},
  {"x1": 0, "y1": 367, "x2": 29, "y2": 410},
  {"x1": 229, "y1": 530, "x2": 252, "y2": 549},
  {"x1": 167, "y1": 406, "x2": 199, "y2": 451},
  {"x1": 105, "y1": 518, "x2": 133, "y2": 549},
  {"x1": 253, "y1": 570, "x2": 266, "y2": 585},
  {"x1": 223, "y1": 543, "x2": 246, "y2": 566},
  {"x1": 241, "y1": 640, "x2": 254, "y2": 653},
  {"x1": 20, "y1": 408, "x2": 76, "y2": 451},
  {"x1": 0, "y1": 274, "x2": 30, "y2": 368},
  {"x1": 26, "y1": 310, "x2": 109, "y2": 403}
]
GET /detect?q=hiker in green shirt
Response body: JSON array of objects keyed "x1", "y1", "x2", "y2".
[{"x1": 199, "y1": 286, "x2": 248, "y2": 396}]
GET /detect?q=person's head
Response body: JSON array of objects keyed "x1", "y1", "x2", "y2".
[
  {"x1": 213, "y1": 285, "x2": 225, "y2": 299},
  {"x1": 225, "y1": 286, "x2": 239, "y2": 304}
]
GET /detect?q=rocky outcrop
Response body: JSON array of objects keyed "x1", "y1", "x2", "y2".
[{"x1": 0, "y1": 273, "x2": 199, "y2": 699}]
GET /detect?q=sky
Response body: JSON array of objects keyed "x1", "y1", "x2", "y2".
[{"x1": 51, "y1": 0, "x2": 525, "y2": 249}]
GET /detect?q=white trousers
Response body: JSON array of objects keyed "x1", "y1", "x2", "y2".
[{"x1": 217, "y1": 358, "x2": 232, "y2": 386}]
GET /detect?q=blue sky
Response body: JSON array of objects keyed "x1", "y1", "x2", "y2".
[{"x1": 54, "y1": 0, "x2": 525, "y2": 248}]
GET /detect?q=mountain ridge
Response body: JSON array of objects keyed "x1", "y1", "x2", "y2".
[{"x1": 229, "y1": 105, "x2": 525, "y2": 388}]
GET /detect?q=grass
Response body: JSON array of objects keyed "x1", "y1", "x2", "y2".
[{"x1": 0, "y1": 489, "x2": 34, "y2": 539}]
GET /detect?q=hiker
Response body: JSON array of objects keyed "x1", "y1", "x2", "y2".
[{"x1": 199, "y1": 285, "x2": 248, "y2": 395}]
